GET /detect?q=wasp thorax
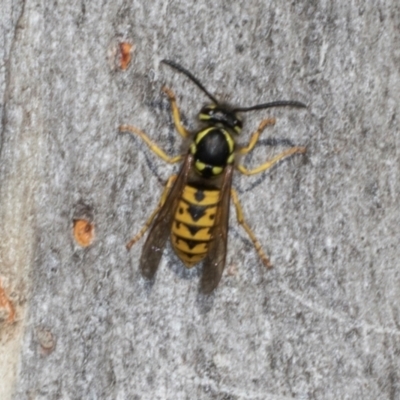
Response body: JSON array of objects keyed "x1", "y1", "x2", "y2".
[
  {"x1": 199, "y1": 104, "x2": 242, "y2": 134},
  {"x1": 190, "y1": 127, "x2": 235, "y2": 178}
]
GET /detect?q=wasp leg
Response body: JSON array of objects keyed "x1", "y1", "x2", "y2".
[
  {"x1": 162, "y1": 86, "x2": 190, "y2": 139},
  {"x1": 239, "y1": 118, "x2": 276, "y2": 155},
  {"x1": 237, "y1": 146, "x2": 306, "y2": 176},
  {"x1": 231, "y1": 189, "x2": 272, "y2": 268},
  {"x1": 126, "y1": 175, "x2": 177, "y2": 250},
  {"x1": 119, "y1": 125, "x2": 183, "y2": 164}
]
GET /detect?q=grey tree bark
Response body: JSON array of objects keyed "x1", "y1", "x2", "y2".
[{"x1": 1, "y1": 1, "x2": 400, "y2": 399}]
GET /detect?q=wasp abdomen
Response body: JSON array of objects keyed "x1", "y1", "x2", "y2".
[{"x1": 171, "y1": 185, "x2": 219, "y2": 267}]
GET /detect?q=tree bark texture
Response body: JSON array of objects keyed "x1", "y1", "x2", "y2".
[{"x1": 1, "y1": 1, "x2": 400, "y2": 399}]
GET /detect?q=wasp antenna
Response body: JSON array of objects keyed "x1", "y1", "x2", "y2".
[
  {"x1": 161, "y1": 59, "x2": 219, "y2": 105},
  {"x1": 233, "y1": 100, "x2": 307, "y2": 113}
]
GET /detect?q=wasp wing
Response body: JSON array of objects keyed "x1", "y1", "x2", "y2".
[
  {"x1": 140, "y1": 153, "x2": 194, "y2": 279},
  {"x1": 200, "y1": 164, "x2": 234, "y2": 293}
]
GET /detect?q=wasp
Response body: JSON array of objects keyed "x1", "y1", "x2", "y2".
[{"x1": 120, "y1": 60, "x2": 306, "y2": 293}]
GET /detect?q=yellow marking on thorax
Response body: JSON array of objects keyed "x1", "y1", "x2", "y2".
[
  {"x1": 195, "y1": 160, "x2": 206, "y2": 172},
  {"x1": 194, "y1": 127, "x2": 214, "y2": 144},
  {"x1": 227, "y1": 153, "x2": 235, "y2": 164},
  {"x1": 223, "y1": 130, "x2": 235, "y2": 153}
]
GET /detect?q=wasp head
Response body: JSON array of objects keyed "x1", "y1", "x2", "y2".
[{"x1": 199, "y1": 104, "x2": 242, "y2": 134}]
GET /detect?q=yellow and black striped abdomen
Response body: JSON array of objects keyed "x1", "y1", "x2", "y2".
[{"x1": 171, "y1": 185, "x2": 220, "y2": 267}]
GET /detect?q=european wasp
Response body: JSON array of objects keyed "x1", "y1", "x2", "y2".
[{"x1": 120, "y1": 60, "x2": 306, "y2": 293}]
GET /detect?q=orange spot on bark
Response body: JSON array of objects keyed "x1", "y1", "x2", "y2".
[
  {"x1": 0, "y1": 279, "x2": 15, "y2": 324},
  {"x1": 119, "y1": 42, "x2": 133, "y2": 70},
  {"x1": 73, "y1": 219, "x2": 94, "y2": 247}
]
